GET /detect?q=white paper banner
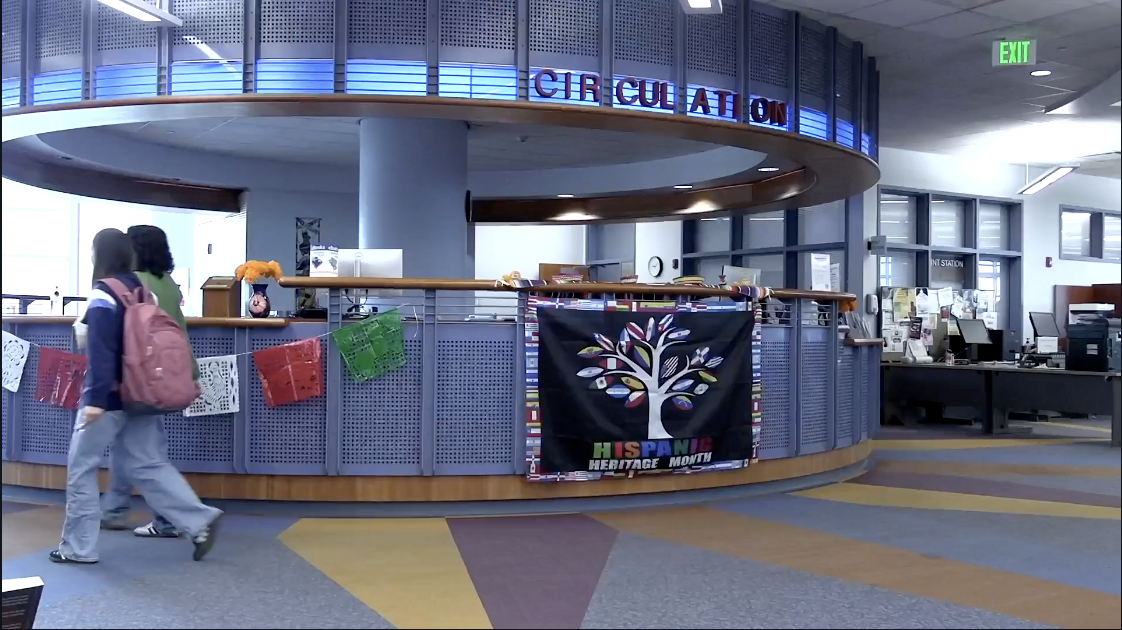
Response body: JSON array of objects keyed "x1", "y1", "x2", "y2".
[
  {"x1": 2, "y1": 331, "x2": 31, "y2": 393},
  {"x1": 184, "y1": 355, "x2": 240, "y2": 417}
]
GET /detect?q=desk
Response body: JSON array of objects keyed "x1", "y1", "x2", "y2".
[{"x1": 882, "y1": 363, "x2": 1121, "y2": 446}]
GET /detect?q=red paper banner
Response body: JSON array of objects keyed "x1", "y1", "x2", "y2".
[
  {"x1": 35, "y1": 347, "x2": 87, "y2": 409},
  {"x1": 253, "y1": 338, "x2": 323, "y2": 407}
]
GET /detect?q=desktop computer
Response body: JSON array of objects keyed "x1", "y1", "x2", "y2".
[{"x1": 947, "y1": 317, "x2": 999, "y2": 362}]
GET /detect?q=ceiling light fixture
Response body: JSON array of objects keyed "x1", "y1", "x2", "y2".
[
  {"x1": 679, "y1": 0, "x2": 723, "y2": 14},
  {"x1": 677, "y1": 200, "x2": 719, "y2": 215},
  {"x1": 557, "y1": 194, "x2": 574, "y2": 198},
  {"x1": 673, "y1": 184, "x2": 693, "y2": 189},
  {"x1": 95, "y1": 0, "x2": 183, "y2": 26},
  {"x1": 757, "y1": 166, "x2": 779, "y2": 172},
  {"x1": 1017, "y1": 165, "x2": 1077, "y2": 195},
  {"x1": 1030, "y1": 70, "x2": 1051, "y2": 77},
  {"x1": 552, "y1": 211, "x2": 596, "y2": 221}
]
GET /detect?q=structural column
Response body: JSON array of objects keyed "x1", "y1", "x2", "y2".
[{"x1": 358, "y1": 118, "x2": 470, "y2": 279}]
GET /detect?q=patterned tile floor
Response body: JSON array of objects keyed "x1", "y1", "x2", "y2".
[{"x1": 3, "y1": 420, "x2": 1119, "y2": 629}]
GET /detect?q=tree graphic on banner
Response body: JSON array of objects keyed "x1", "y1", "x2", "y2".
[{"x1": 575, "y1": 314, "x2": 723, "y2": 439}]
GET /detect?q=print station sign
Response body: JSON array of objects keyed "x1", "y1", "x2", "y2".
[{"x1": 532, "y1": 68, "x2": 788, "y2": 126}]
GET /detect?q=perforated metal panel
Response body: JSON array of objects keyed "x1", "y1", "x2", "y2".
[
  {"x1": 613, "y1": 0, "x2": 673, "y2": 68},
  {"x1": 861, "y1": 346, "x2": 873, "y2": 439},
  {"x1": 18, "y1": 330, "x2": 75, "y2": 465},
  {"x1": 749, "y1": 7, "x2": 786, "y2": 89},
  {"x1": 836, "y1": 345, "x2": 854, "y2": 447},
  {"x1": 247, "y1": 330, "x2": 327, "y2": 473},
  {"x1": 835, "y1": 40, "x2": 853, "y2": 112},
  {"x1": 799, "y1": 328, "x2": 828, "y2": 453},
  {"x1": 172, "y1": 0, "x2": 243, "y2": 47},
  {"x1": 341, "y1": 336, "x2": 423, "y2": 474},
  {"x1": 435, "y1": 326, "x2": 516, "y2": 474},
  {"x1": 2, "y1": 390, "x2": 9, "y2": 460},
  {"x1": 262, "y1": 0, "x2": 333, "y2": 44},
  {"x1": 2, "y1": 0, "x2": 21, "y2": 66},
  {"x1": 348, "y1": 0, "x2": 425, "y2": 46},
  {"x1": 529, "y1": 0, "x2": 599, "y2": 58},
  {"x1": 97, "y1": 0, "x2": 157, "y2": 51},
  {"x1": 686, "y1": 3, "x2": 737, "y2": 78},
  {"x1": 799, "y1": 23, "x2": 826, "y2": 100},
  {"x1": 165, "y1": 330, "x2": 236, "y2": 473},
  {"x1": 441, "y1": 0, "x2": 516, "y2": 51},
  {"x1": 759, "y1": 326, "x2": 791, "y2": 459},
  {"x1": 36, "y1": 0, "x2": 81, "y2": 59}
]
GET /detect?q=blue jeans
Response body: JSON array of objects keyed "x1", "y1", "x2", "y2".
[
  {"x1": 59, "y1": 410, "x2": 222, "y2": 561},
  {"x1": 102, "y1": 417, "x2": 175, "y2": 531}
]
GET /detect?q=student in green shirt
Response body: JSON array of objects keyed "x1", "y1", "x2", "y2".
[{"x1": 100, "y1": 225, "x2": 199, "y2": 538}]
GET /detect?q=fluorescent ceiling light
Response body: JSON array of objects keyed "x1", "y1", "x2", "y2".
[
  {"x1": 1017, "y1": 166, "x2": 1077, "y2": 195},
  {"x1": 96, "y1": 0, "x2": 183, "y2": 26},
  {"x1": 557, "y1": 194, "x2": 574, "y2": 198},
  {"x1": 757, "y1": 166, "x2": 779, "y2": 172},
  {"x1": 553, "y1": 211, "x2": 596, "y2": 221},
  {"x1": 679, "y1": 0, "x2": 723, "y2": 14},
  {"x1": 1030, "y1": 70, "x2": 1051, "y2": 77},
  {"x1": 673, "y1": 185, "x2": 693, "y2": 189}
]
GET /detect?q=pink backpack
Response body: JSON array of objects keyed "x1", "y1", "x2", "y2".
[{"x1": 101, "y1": 278, "x2": 200, "y2": 413}]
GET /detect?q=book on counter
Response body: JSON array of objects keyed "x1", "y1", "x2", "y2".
[{"x1": 2, "y1": 577, "x2": 44, "y2": 630}]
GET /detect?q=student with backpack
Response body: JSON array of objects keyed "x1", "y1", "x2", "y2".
[
  {"x1": 52, "y1": 228, "x2": 222, "y2": 564},
  {"x1": 99, "y1": 225, "x2": 198, "y2": 538}
]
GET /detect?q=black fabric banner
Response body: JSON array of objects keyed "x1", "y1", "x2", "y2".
[{"x1": 537, "y1": 309, "x2": 755, "y2": 474}]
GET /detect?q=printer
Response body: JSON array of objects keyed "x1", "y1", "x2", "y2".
[
  {"x1": 1065, "y1": 314, "x2": 1121, "y2": 373},
  {"x1": 1068, "y1": 303, "x2": 1115, "y2": 325}
]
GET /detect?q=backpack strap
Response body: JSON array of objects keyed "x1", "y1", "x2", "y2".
[{"x1": 100, "y1": 277, "x2": 150, "y2": 309}]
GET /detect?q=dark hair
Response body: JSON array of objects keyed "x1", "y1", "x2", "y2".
[
  {"x1": 91, "y1": 228, "x2": 135, "y2": 285},
  {"x1": 127, "y1": 225, "x2": 174, "y2": 277}
]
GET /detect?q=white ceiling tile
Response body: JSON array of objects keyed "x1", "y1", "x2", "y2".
[
  {"x1": 929, "y1": 0, "x2": 1001, "y2": 8},
  {"x1": 814, "y1": 14, "x2": 890, "y2": 38},
  {"x1": 903, "y1": 10, "x2": 1015, "y2": 37},
  {"x1": 845, "y1": 0, "x2": 959, "y2": 26},
  {"x1": 974, "y1": 0, "x2": 1102, "y2": 22},
  {"x1": 773, "y1": 0, "x2": 885, "y2": 13}
]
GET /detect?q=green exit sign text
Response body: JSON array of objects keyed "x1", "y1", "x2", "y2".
[{"x1": 992, "y1": 39, "x2": 1037, "y2": 66}]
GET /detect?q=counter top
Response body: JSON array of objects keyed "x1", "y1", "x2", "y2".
[{"x1": 2, "y1": 316, "x2": 292, "y2": 327}]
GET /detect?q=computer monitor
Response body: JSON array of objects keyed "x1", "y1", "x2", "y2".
[
  {"x1": 1029, "y1": 311, "x2": 1061, "y2": 338},
  {"x1": 955, "y1": 317, "x2": 991, "y2": 345},
  {"x1": 338, "y1": 248, "x2": 404, "y2": 304}
]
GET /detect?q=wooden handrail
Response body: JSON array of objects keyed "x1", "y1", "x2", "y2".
[
  {"x1": 2, "y1": 316, "x2": 291, "y2": 328},
  {"x1": 278, "y1": 276, "x2": 858, "y2": 302}
]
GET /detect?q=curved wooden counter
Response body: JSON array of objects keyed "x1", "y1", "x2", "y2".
[
  {"x1": 1, "y1": 315, "x2": 293, "y2": 327},
  {"x1": 3, "y1": 441, "x2": 869, "y2": 502}
]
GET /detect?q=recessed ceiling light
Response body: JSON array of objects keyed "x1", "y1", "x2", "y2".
[
  {"x1": 557, "y1": 194, "x2": 574, "y2": 198},
  {"x1": 757, "y1": 167, "x2": 779, "y2": 172},
  {"x1": 553, "y1": 211, "x2": 596, "y2": 221},
  {"x1": 1030, "y1": 70, "x2": 1051, "y2": 77},
  {"x1": 673, "y1": 184, "x2": 693, "y2": 189}
]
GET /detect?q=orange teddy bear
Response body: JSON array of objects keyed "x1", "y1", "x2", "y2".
[{"x1": 234, "y1": 260, "x2": 284, "y2": 283}]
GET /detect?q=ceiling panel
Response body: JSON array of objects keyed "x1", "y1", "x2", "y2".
[
  {"x1": 903, "y1": 11, "x2": 1015, "y2": 38},
  {"x1": 973, "y1": 0, "x2": 1103, "y2": 23},
  {"x1": 846, "y1": 0, "x2": 958, "y2": 27}
]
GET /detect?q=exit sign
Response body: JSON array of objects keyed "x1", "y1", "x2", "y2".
[{"x1": 992, "y1": 39, "x2": 1036, "y2": 66}]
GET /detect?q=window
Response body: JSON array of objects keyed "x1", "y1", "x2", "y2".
[
  {"x1": 1060, "y1": 207, "x2": 1121, "y2": 263},
  {"x1": 879, "y1": 193, "x2": 916, "y2": 244},
  {"x1": 878, "y1": 254, "x2": 914, "y2": 288},
  {"x1": 929, "y1": 253, "x2": 966, "y2": 291},
  {"x1": 743, "y1": 211, "x2": 784, "y2": 249},
  {"x1": 696, "y1": 217, "x2": 731, "y2": 251},
  {"x1": 930, "y1": 198, "x2": 965, "y2": 248},
  {"x1": 977, "y1": 202, "x2": 1009, "y2": 251},
  {"x1": 978, "y1": 258, "x2": 1008, "y2": 331},
  {"x1": 587, "y1": 223, "x2": 636, "y2": 281},
  {"x1": 798, "y1": 201, "x2": 845, "y2": 245},
  {"x1": 697, "y1": 257, "x2": 727, "y2": 285},
  {"x1": 744, "y1": 255, "x2": 784, "y2": 287}
]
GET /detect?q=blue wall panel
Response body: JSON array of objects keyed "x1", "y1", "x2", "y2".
[
  {"x1": 439, "y1": 64, "x2": 517, "y2": 100},
  {"x1": 256, "y1": 59, "x2": 333, "y2": 94},
  {"x1": 836, "y1": 119, "x2": 855, "y2": 149},
  {"x1": 95, "y1": 64, "x2": 157, "y2": 100},
  {"x1": 2, "y1": 77, "x2": 20, "y2": 109},
  {"x1": 799, "y1": 107, "x2": 828, "y2": 141},
  {"x1": 32, "y1": 70, "x2": 83, "y2": 105},
  {"x1": 346, "y1": 60, "x2": 427, "y2": 96},
  {"x1": 170, "y1": 61, "x2": 244, "y2": 95}
]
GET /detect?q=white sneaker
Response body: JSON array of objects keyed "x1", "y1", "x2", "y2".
[{"x1": 133, "y1": 521, "x2": 181, "y2": 538}]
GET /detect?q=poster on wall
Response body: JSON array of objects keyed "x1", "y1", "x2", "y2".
[
  {"x1": 536, "y1": 308, "x2": 755, "y2": 475},
  {"x1": 295, "y1": 217, "x2": 321, "y2": 309}
]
